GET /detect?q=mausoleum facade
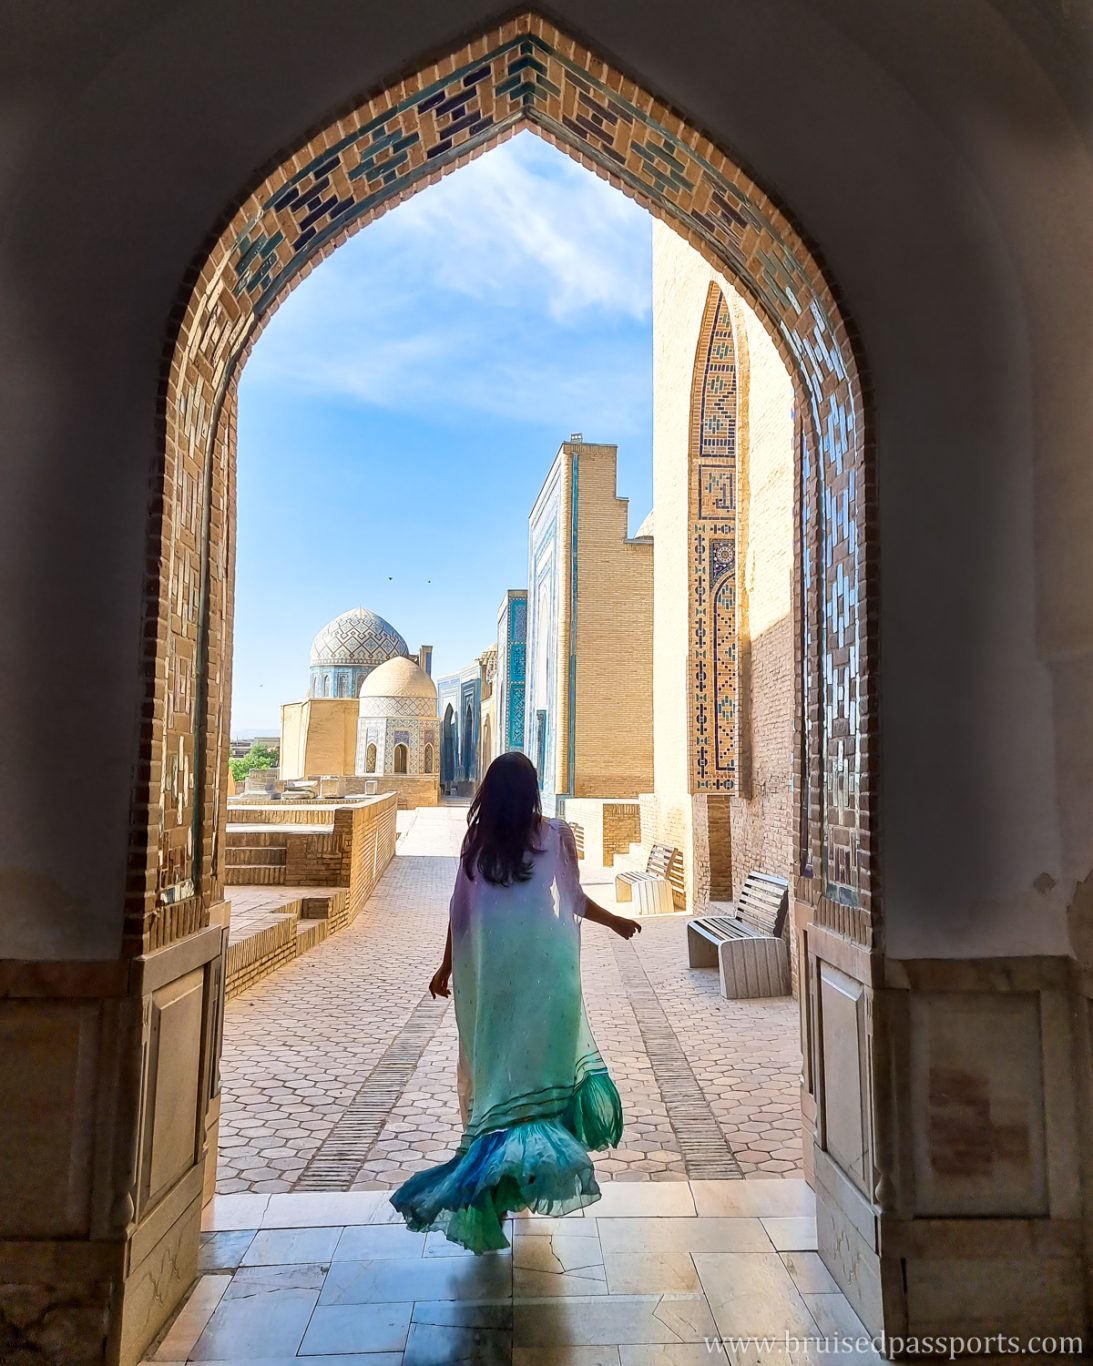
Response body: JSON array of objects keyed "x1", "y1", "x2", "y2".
[{"x1": 356, "y1": 655, "x2": 440, "y2": 808}]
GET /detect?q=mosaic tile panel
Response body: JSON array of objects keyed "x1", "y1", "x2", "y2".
[
  {"x1": 494, "y1": 589, "x2": 527, "y2": 758},
  {"x1": 689, "y1": 287, "x2": 739, "y2": 794},
  {"x1": 148, "y1": 13, "x2": 874, "y2": 955},
  {"x1": 526, "y1": 464, "x2": 564, "y2": 810},
  {"x1": 501, "y1": 590, "x2": 527, "y2": 754}
]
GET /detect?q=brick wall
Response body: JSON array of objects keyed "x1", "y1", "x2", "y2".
[
  {"x1": 225, "y1": 795, "x2": 397, "y2": 898},
  {"x1": 347, "y1": 796, "x2": 398, "y2": 923},
  {"x1": 573, "y1": 444, "x2": 654, "y2": 799},
  {"x1": 603, "y1": 802, "x2": 642, "y2": 866},
  {"x1": 226, "y1": 803, "x2": 347, "y2": 826},
  {"x1": 558, "y1": 797, "x2": 641, "y2": 866},
  {"x1": 728, "y1": 293, "x2": 795, "y2": 896},
  {"x1": 649, "y1": 225, "x2": 795, "y2": 955},
  {"x1": 225, "y1": 915, "x2": 299, "y2": 998}
]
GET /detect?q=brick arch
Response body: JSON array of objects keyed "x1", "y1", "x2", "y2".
[{"x1": 137, "y1": 11, "x2": 874, "y2": 954}]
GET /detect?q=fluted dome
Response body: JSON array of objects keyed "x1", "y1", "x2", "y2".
[
  {"x1": 309, "y1": 608, "x2": 408, "y2": 669},
  {"x1": 359, "y1": 655, "x2": 438, "y2": 705}
]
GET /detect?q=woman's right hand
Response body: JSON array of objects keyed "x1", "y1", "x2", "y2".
[{"x1": 429, "y1": 964, "x2": 451, "y2": 998}]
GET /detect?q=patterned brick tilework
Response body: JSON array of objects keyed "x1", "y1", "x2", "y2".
[
  {"x1": 148, "y1": 14, "x2": 873, "y2": 958},
  {"x1": 690, "y1": 286, "x2": 739, "y2": 794}
]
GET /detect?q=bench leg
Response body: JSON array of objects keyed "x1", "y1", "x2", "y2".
[
  {"x1": 718, "y1": 937, "x2": 791, "y2": 998},
  {"x1": 614, "y1": 877, "x2": 634, "y2": 902},
  {"x1": 687, "y1": 924, "x2": 720, "y2": 969},
  {"x1": 634, "y1": 878, "x2": 672, "y2": 916}
]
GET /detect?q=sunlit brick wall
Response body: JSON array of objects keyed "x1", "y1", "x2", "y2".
[
  {"x1": 649, "y1": 222, "x2": 794, "y2": 914},
  {"x1": 572, "y1": 442, "x2": 654, "y2": 798},
  {"x1": 731, "y1": 297, "x2": 795, "y2": 894}
]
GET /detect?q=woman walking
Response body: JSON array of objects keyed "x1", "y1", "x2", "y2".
[{"x1": 390, "y1": 752, "x2": 640, "y2": 1252}]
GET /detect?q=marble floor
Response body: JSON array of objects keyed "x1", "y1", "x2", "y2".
[
  {"x1": 144, "y1": 1181, "x2": 885, "y2": 1364},
  {"x1": 216, "y1": 808, "x2": 802, "y2": 1193}
]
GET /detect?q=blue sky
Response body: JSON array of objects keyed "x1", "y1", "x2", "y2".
[{"x1": 233, "y1": 131, "x2": 653, "y2": 734}]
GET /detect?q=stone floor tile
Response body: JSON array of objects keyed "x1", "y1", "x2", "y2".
[
  {"x1": 320, "y1": 1251, "x2": 512, "y2": 1304},
  {"x1": 802, "y1": 1290, "x2": 877, "y2": 1345},
  {"x1": 603, "y1": 1250, "x2": 702, "y2": 1294},
  {"x1": 333, "y1": 1222, "x2": 428, "y2": 1260},
  {"x1": 514, "y1": 1265, "x2": 610, "y2": 1296},
  {"x1": 598, "y1": 1215, "x2": 772, "y2": 1255},
  {"x1": 198, "y1": 1230, "x2": 256, "y2": 1272},
  {"x1": 514, "y1": 1350, "x2": 621, "y2": 1366},
  {"x1": 189, "y1": 1285, "x2": 319, "y2": 1360},
  {"x1": 514, "y1": 1294, "x2": 718, "y2": 1347},
  {"x1": 223, "y1": 1264, "x2": 327, "y2": 1297},
  {"x1": 691, "y1": 1179, "x2": 814, "y2": 1219},
  {"x1": 150, "y1": 1275, "x2": 230, "y2": 1361},
  {"x1": 509, "y1": 1212, "x2": 593, "y2": 1235},
  {"x1": 760, "y1": 1216, "x2": 817, "y2": 1251},
  {"x1": 201, "y1": 1194, "x2": 269, "y2": 1232},
  {"x1": 693, "y1": 1252, "x2": 819, "y2": 1338},
  {"x1": 261, "y1": 1191, "x2": 389, "y2": 1227},
  {"x1": 297, "y1": 1301, "x2": 413, "y2": 1356},
  {"x1": 780, "y1": 1250, "x2": 840, "y2": 1295},
  {"x1": 405, "y1": 1302, "x2": 513, "y2": 1366},
  {"x1": 592, "y1": 1182, "x2": 697, "y2": 1218},
  {"x1": 240, "y1": 1226, "x2": 342, "y2": 1265},
  {"x1": 166, "y1": 1359, "x2": 400, "y2": 1366}
]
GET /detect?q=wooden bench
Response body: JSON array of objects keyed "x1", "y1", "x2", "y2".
[
  {"x1": 615, "y1": 843, "x2": 682, "y2": 915},
  {"x1": 567, "y1": 821, "x2": 585, "y2": 858},
  {"x1": 687, "y1": 872, "x2": 790, "y2": 998}
]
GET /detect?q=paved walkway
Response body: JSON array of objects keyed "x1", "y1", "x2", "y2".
[
  {"x1": 146, "y1": 1181, "x2": 885, "y2": 1364},
  {"x1": 215, "y1": 807, "x2": 802, "y2": 1196}
]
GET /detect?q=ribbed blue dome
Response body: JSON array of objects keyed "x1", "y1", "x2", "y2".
[{"x1": 309, "y1": 607, "x2": 408, "y2": 669}]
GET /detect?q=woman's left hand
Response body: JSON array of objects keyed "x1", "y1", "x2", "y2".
[
  {"x1": 611, "y1": 914, "x2": 641, "y2": 939},
  {"x1": 429, "y1": 964, "x2": 452, "y2": 998}
]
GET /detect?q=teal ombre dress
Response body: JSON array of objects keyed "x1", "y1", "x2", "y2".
[{"x1": 390, "y1": 818, "x2": 622, "y2": 1252}]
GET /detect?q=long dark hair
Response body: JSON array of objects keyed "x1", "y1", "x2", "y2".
[{"x1": 461, "y1": 752, "x2": 544, "y2": 885}]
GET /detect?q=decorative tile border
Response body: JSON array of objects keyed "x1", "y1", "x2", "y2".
[
  {"x1": 139, "y1": 13, "x2": 875, "y2": 954},
  {"x1": 690, "y1": 286, "x2": 739, "y2": 794}
]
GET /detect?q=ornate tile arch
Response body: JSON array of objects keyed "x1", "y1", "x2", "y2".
[
  {"x1": 136, "y1": 12, "x2": 875, "y2": 954},
  {"x1": 689, "y1": 285, "x2": 740, "y2": 794}
]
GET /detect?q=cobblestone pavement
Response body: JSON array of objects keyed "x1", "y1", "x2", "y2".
[{"x1": 216, "y1": 806, "x2": 801, "y2": 1194}]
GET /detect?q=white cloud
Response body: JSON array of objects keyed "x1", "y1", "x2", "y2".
[
  {"x1": 242, "y1": 131, "x2": 652, "y2": 433},
  {"x1": 391, "y1": 132, "x2": 651, "y2": 321}
]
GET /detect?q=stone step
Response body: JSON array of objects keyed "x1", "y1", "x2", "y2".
[
  {"x1": 225, "y1": 865, "x2": 286, "y2": 886},
  {"x1": 227, "y1": 846, "x2": 288, "y2": 867}
]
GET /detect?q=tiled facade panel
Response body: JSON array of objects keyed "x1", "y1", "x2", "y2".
[
  {"x1": 508, "y1": 594, "x2": 527, "y2": 751},
  {"x1": 690, "y1": 287, "x2": 739, "y2": 794},
  {"x1": 494, "y1": 589, "x2": 528, "y2": 758},
  {"x1": 149, "y1": 14, "x2": 873, "y2": 956},
  {"x1": 525, "y1": 462, "x2": 565, "y2": 812}
]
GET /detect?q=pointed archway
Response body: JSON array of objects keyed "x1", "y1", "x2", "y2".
[
  {"x1": 142, "y1": 12, "x2": 873, "y2": 955},
  {"x1": 117, "y1": 12, "x2": 878, "y2": 1356}
]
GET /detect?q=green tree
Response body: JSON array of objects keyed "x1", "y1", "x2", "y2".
[{"x1": 229, "y1": 742, "x2": 279, "y2": 785}]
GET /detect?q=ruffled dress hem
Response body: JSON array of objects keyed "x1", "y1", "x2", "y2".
[{"x1": 389, "y1": 1069, "x2": 622, "y2": 1253}]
